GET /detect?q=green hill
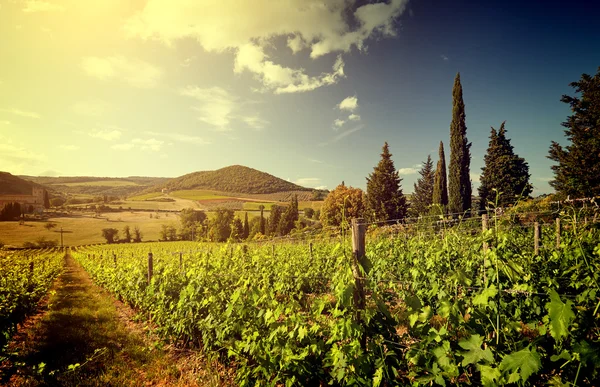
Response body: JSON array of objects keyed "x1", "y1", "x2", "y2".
[
  {"x1": 160, "y1": 165, "x2": 311, "y2": 194},
  {"x1": 0, "y1": 172, "x2": 44, "y2": 195},
  {"x1": 20, "y1": 175, "x2": 170, "y2": 197}
]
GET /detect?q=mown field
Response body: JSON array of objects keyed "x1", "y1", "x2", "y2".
[{"x1": 68, "y1": 215, "x2": 600, "y2": 386}]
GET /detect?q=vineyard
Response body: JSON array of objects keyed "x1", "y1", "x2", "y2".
[
  {"x1": 66, "y1": 209, "x2": 600, "y2": 386},
  {"x1": 0, "y1": 249, "x2": 64, "y2": 354}
]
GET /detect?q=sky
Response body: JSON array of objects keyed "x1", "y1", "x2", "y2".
[{"x1": 1, "y1": 0, "x2": 599, "y2": 195}]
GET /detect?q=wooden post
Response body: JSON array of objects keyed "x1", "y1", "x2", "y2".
[
  {"x1": 113, "y1": 253, "x2": 117, "y2": 267},
  {"x1": 555, "y1": 218, "x2": 561, "y2": 249},
  {"x1": 309, "y1": 242, "x2": 313, "y2": 260},
  {"x1": 482, "y1": 214, "x2": 489, "y2": 254},
  {"x1": 351, "y1": 218, "x2": 366, "y2": 349},
  {"x1": 29, "y1": 261, "x2": 34, "y2": 275},
  {"x1": 272, "y1": 244, "x2": 275, "y2": 257},
  {"x1": 534, "y1": 222, "x2": 541, "y2": 255},
  {"x1": 148, "y1": 252, "x2": 153, "y2": 283},
  {"x1": 179, "y1": 252, "x2": 183, "y2": 270}
]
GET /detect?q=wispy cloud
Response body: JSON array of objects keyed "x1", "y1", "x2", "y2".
[
  {"x1": 59, "y1": 144, "x2": 80, "y2": 151},
  {"x1": 0, "y1": 135, "x2": 46, "y2": 174},
  {"x1": 398, "y1": 167, "x2": 418, "y2": 175},
  {"x1": 89, "y1": 128, "x2": 122, "y2": 141},
  {"x1": 348, "y1": 113, "x2": 361, "y2": 121},
  {"x1": 145, "y1": 131, "x2": 211, "y2": 145},
  {"x1": 441, "y1": 54, "x2": 449, "y2": 61},
  {"x1": 72, "y1": 100, "x2": 111, "y2": 117},
  {"x1": 242, "y1": 115, "x2": 269, "y2": 130},
  {"x1": 111, "y1": 138, "x2": 164, "y2": 152},
  {"x1": 294, "y1": 177, "x2": 324, "y2": 188},
  {"x1": 0, "y1": 108, "x2": 41, "y2": 119},
  {"x1": 338, "y1": 96, "x2": 359, "y2": 112},
  {"x1": 333, "y1": 118, "x2": 345, "y2": 129},
  {"x1": 81, "y1": 56, "x2": 162, "y2": 88},
  {"x1": 111, "y1": 143, "x2": 135, "y2": 151},
  {"x1": 320, "y1": 125, "x2": 364, "y2": 146},
  {"x1": 22, "y1": 1, "x2": 65, "y2": 13}
]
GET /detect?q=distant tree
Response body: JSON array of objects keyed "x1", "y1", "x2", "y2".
[
  {"x1": 35, "y1": 236, "x2": 58, "y2": 248},
  {"x1": 167, "y1": 225, "x2": 177, "y2": 241},
  {"x1": 44, "y1": 222, "x2": 57, "y2": 231},
  {"x1": 160, "y1": 224, "x2": 169, "y2": 241},
  {"x1": 479, "y1": 122, "x2": 532, "y2": 210},
  {"x1": 0, "y1": 203, "x2": 22, "y2": 221},
  {"x1": 133, "y1": 226, "x2": 143, "y2": 243},
  {"x1": 410, "y1": 155, "x2": 435, "y2": 217},
  {"x1": 230, "y1": 217, "x2": 244, "y2": 242},
  {"x1": 258, "y1": 205, "x2": 266, "y2": 235},
  {"x1": 548, "y1": 66, "x2": 600, "y2": 198},
  {"x1": 43, "y1": 190, "x2": 50, "y2": 209},
  {"x1": 268, "y1": 205, "x2": 283, "y2": 236},
  {"x1": 243, "y1": 212, "x2": 250, "y2": 239},
  {"x1": 320, "y1": 183, "x2": 366, "y2": 228},
  {"x1": 101, "y1": 228, "x2": 119, "y2": 244},
  {"x1": 278, "y1": 194, "x2": 299, "y2": 236},
  {"x1": 122, "y1": 225, "x2": 132, "y2": 243},
  {"x1": 247, "y1": 216, "x2": 261, "y2": 240},
  {"x1": 448, "y1": 73, "x2": 472, "y2": 216},
  {"x1": 304, "y1": 207, "x2": 315, "y2": 219},
  {"x1": 314, "y1": 209, "x2": 321, "y2": 220},
  {"x1": 208, "y1": 208, "x2": 234, "y2": 242},
  {"x1": 432, "y1": 141, "x2": 449, "y2": 212},
  {"x1": 50, "y1": 197, "x2": 66, "y2": 207},
  {"x1": 179, "y1": 208, "x2": 207, "y2": 240},
  {"x1": 365, "y1": 142, "x2": 408, "y2": 222}
]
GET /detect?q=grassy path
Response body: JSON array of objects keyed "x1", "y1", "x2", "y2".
[{"x1": 1, "y1": 253, "x2": 230, "y2": 386}]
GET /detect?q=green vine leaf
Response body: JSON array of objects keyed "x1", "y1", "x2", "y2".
[
  {"x1": 459, "y1": 334, "x2": 494, "y2": 366},
  {"x1": 544, "y1": 289, "x2": 575, "y2": 342},
  {"x1": 499, "y1": 346, "x2": 541, "y2": 383}
]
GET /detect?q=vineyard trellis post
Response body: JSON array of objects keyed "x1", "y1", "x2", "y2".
[
  {"x1": 482, "y1": 214, "x2": 488, "y2": 283},
  {"x1": 113, "y1": 252, "x2": 117, "y2": 267},
  {"x1": 179, "y1": 252, "x2": 183, "y2": 271},
  {"x1": 148, "y1": 252, "x2": 153, "y2": 283},
  {"x1": 534, "y1": 222, "x2": 541, "y2": 255},
  {"x1": 309, "y1": 242, "x2": 313, "y2": 260},
  {"x1": 556, "y1": 218, "x2": 561, "y2": 249},
  {"x1": 351, "y1": 218, "x2": 366, "y2": 350}
]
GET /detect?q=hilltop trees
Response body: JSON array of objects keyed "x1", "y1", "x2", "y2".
[
  {"x1": 321, "y1": 183, "x2": 366, "y2": 228},
  {"x1": 410, "y1": 155, "x2": 435, "y2": 217},
  {"x1": 548, "y1": 66, "x2": 600, "y2": 198},
  {"x1": 365, "y1": 142, "x2": 407, "y2": 222},
  {"x1": 479, "y1": 122, "x2": 532, "y2": 209},
  {"x1": 433, "y1": 141, "x2": 448, "y2": 211},
  {"x1": 448, "y1": 73, "x2": 472, "y2": 216}
]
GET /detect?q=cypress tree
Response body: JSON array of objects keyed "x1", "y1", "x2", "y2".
[
  {"x1": 548, "y1": 66, "x2": 600, "y2": 198},
  {"x1": 268, "y1": 205, "x2": 283, "y2": 236},
  {"x1": 432, "y1": 141, "x2": 448, "y2": 210},
  {"x1": 365, "y1": 142, "x2": 407, "y2": 222},
  {"x1": 448, "y1": 73, "x2": 472, "y2": 216},
  {"x1": 259, "y1": 205, "x2": 266, "y2": 235},
  {"x1": 479, "y1": 122, "x2": 532, "y2": 210},
  {"x1": 278, "y1": 194, "x2": 299, "y2": 235},
  {"x1": 243, "y1": 212, "x2": 250, "y2": 239},
  {"x1": 43, "y1": 190, "x2": 50, "y2": 209},
  {"x1": 410, "y1": 155, "x2": 435, "y2": 217}
]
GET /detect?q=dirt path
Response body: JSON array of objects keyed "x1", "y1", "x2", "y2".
[{"x1": 0, "y1": 254, "x2": 232, "y2": 386}]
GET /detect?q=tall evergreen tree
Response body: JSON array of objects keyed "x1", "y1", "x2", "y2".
[
  {"x1": 43, "y1": 190, "x2": 50, "y2": 209},
  {"x1": 366, "y1": 142, "x2": 408, "y2": 222},
  {"x1": 548, "y1": 66, "x2": 600, "y2": 198},
  {"x1": 433, "y1": 141, "x2": 448, "y2": 210},
  {"x1": 243, "y1": 212, "x2": 250, "y2": 239},
  {"x1": 448, "y1": 73, "x2": 472, "y2": 216},
  {"x1": 268, "y1": 205, "x2": 283, "y2": 236},
  {"x1": 278, "y1": 194, "x2": 299, "y2": 236},
  {"x1": 258, "y1": 205, "x2": 266, "y2": 235},
  {"x1": 410, "y1": 155, "x2": 435, "y2": 217},
  {"x1": 479, "y1": 122, "x2": 532, "y2": 210}
]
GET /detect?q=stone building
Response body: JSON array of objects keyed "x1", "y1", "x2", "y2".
[{"x1": 0, "y1": 186, "x2": 45, "y2": 212}]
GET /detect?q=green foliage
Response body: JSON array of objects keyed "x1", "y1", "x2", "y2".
[
  {"x1": 178, "y1": 208, "x2": 207, "y2": 240},
  {"x1": 278, "y1": 194, "x2": 299, "y2": 236},
  {"x1": 320, "y1": 183, "x2": 366, "y2": 228},
  {"x1": 499, "y1": 346, "x2": 541, "y2": 383},
  {"x1": 161, "y1": 165, "x2": 311, "y2": 194},
  {"x1": 410, "y1": 155, "x2": 435, "y2": 217},
  {"x1": 243, "y1": 212, "x2": 250, "y2": 240},
  {"x1": 0, "y1": 202, "x2": 22, "y2": 221},
  {"x1": 208, "y1": 208, "x2": 234, "y2": 242},
  {"x1": 133, "y1": 226, "x2": 142, "y2": 243},
  {"x1": 268, "y1": 205, "x2": 283, "y2": 236},
  {"x1": 122, "y1": 225, "x2": 131, "y2": 243},
  {"x1": 548, "y1": 66, "x2": 600, "y2": 198},
  {"x1": 101, "y1": 228, "x2": 119, "y2": 244},
  {"x1": 479, "y1": 121, "x2": 532, "y2": 210},
  {"x1": 433, "y1": 141, "x2": 448, "y2": 209},
  {"x1": 544, "y1": 289, "x2": 575, "y2": 342},
  {"x1": 50, "y1": 197, "x2": 66, "y2": 207},
  {"x1": 230, "y1": 217, "x2": 244, "y2": 242},
  {"x1": 448, "y1": 73, "x2": 472, "y2": 215},
  {"x1": 365, "y1": 142, "x2": 408, "y2": 222}
]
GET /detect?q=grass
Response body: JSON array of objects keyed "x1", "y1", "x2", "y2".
[
  {"x1": 127, "y1": 192, "x2": 164, "y2": 201},
  {"x1": 1, "y1": 254, "x2": 229, "y2": 386},
  {"x1": 241, "y1": 201, "x2": 278, "y2": 211},
  {"x1": 298, "y1": 201, "x2": 323, "y2": 211},
  {"x1": 52, "y1": 180, "x2": 140, "y2": 187},
  {"x1": 170, "y1": 190, "x2": 231, "y2": 201},
  {"x1": 0, "y1": 212, "x2": 179, "y2": 247}
]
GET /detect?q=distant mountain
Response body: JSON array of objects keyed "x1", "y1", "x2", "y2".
[
  {"x1": 159, "y1": 165, "x2": 311, "y2": 194},
  {"x1": 0, "y1": 172, "x2": 45, "y2": 195}
]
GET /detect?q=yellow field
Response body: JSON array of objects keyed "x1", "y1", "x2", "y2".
[
  {"x1": 127, "y1": 192, "x2": 164, "y2": 200},
  {"x1": 52, "y1": 180, "x2": 140, "y2": 187},
  {"x1": 170, "y1": 190, "x2": 231, "y2": 200},
  {"x1": 0, "y1": 212, "x2": 178, "y2": 247}
]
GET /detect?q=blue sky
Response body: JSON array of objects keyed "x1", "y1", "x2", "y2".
[{"x1": 1, "y1": 0, "x2": 599, "y2": 195}]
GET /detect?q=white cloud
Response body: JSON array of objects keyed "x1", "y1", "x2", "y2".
[
  {"x1": 72, "y1": 100, "x2": 111, "y2": 117},
  {"x1": 348, "y1": 113, "x2": 361, "y2": 121},
  {"x1": 0, "y1": 135, "x2": 46, "y2": 174},
  {"x1": 22, "y1": 1, "x2": 65, "y2": 13},
  {"x1": 81, "y1": 56, "x2": 162, "y2": 88},
  {"x1": 89, "y1": 128, "x2": 122, "y2": 141},
  {"x1": 398, "y1": 167, "x2": 418, "y2": 175},
  {"x1": 111, "y1": 143, "x2": 135, "y2": 151},
  {"x1": 470, "y1": 172, "x2": 481, "y2": 183},
  {"x1": 145, "y1": 131, "x2": 211, "y2": 145},
  {"x1": 333, "y1": 118, "x2": 345, "y2": 128},
  {"x1": 294, "y1": 177, "x2": 323, "y2": 188},
  {"x1": 111, "y1": 139, "x2": 163, "y2": 152},
  {"x1": 441, "y1": 54, "x2": 449, "y2": 61},
  {"x1": 59, "y1": 144, "x2": 79, "y2": 151},
  {"x1": 180, "y1": 86, "x2": 268, "y2": 131},
  {"x1": 338, "y1": 96, "x2": 358, "y2": 111},
  {"x1": 0, "y1": 108, "x2": 41, "y2": 119},
  {"x1": 125, "y1": 0, "x2": 408, "y2": 93}
]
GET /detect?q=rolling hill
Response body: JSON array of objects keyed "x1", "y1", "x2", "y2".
[
  {"x1": 0, "y1": 172, "x2": 45, "y2": 195},
  {"x1": 21, "y1": 175, "x2": 170, "y2": 197},
  {"x1": 157, "y1": 165, "x2": 312, "y2": 194}
]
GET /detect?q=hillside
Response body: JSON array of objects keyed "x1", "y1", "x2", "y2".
[
  {"x1": 158, "y1": 165, "x2": 311, "y2": 194},
  {"x1": 0, "y1": 172, "x2": 44, "y2": 195},
  {"x1": 21, "y1": 175, "x2": 171, "y2": 197}
]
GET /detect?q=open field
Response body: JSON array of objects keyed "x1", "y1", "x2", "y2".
[
  {"x1": 170, "y1": 190, "x2": 231, "y2": 201},
  {"x1": 0, "y1": 212, "x2": 179, "y2": 247},
  {"x1": 127, "y1": 192, "x2": 164, "y2": 200}
]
